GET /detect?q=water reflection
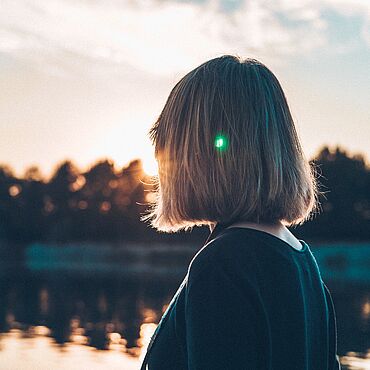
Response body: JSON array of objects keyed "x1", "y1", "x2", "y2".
[
  {"x1": 0, "y1": 269, "x2": 177, "y2": 358},
  {"x1": 0, "y1": 330, "x2": 140, "y2": 370},
  {"x1": 0, "y1": 268, "x2": 369, "y2": 368}
]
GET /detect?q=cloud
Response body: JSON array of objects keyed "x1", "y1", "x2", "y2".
[
  {"x1": 323, "y1": 0, "x2": 370, "y2": 47},
  {"x1": 323, "y1": 0, "x2": 370, "y2": 15},
  {"x1": 0, "y1": 0, "x2": 368, "y2": 76}
]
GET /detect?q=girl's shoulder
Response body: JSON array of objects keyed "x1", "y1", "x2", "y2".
[
  {"x1": 186, "y1": 227, "x2": 313, "y2": 287},
  {"x1": 186, "y1": 228, "x2": 261, "y2": 283}
]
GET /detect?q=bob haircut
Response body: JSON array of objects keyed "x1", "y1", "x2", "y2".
[{"x1": 141, "y1": 55, "x2": 321, "y2": 233}]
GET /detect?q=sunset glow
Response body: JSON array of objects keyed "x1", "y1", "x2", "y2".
[{"x1": 142, "y1": 156, "x2": 158, "y2": 177}]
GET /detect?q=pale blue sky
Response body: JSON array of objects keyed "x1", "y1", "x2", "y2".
[{"x1": 0, "y1": 0, "x2": 369, "y2": 178}]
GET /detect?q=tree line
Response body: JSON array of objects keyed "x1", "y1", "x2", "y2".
[{"x1": 0, "y1": 144, "x2": 369, "y2": 246}]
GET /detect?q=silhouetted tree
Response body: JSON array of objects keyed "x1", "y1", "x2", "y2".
[
  {"x1": 0, "y1": 146, "x2": 368, "y2": 245},
  {"x1": 296, "y1": 145, "x2": 370, "y2": 241},
  {"x1": 43, "y1": 160, "x2": 80, "y2": 242}
]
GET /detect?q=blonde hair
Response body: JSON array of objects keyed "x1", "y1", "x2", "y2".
[{"x1": 141, "y1": 55, "x2": 321, "y2": 233}]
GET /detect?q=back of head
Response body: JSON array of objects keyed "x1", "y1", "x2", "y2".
[{"x1": 142, "y1": 54, "x2": 320, "y2": 233}]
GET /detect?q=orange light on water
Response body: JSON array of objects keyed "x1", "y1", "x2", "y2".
[
  {"x1": 362, "y1": 298, "x2": 370, "y2": 319},
  {"x1": 109, "y1": 332, "x2": 122, "y2": 344},
  {"x1": 138, "y1": 322, "x2": 157, "y2": 360}
]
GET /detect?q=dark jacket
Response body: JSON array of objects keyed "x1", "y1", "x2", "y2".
[{"x1": 140, "y1": 222, "x2": 341, "y2": 370}]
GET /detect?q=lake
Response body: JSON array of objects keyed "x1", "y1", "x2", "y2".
[{"x1": 0, "y1": 241, "x2": 369, "y2": 369}]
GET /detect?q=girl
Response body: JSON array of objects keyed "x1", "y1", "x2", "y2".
[{"x1": 140, "y1": 55, "x2": 340, "y2": 370}]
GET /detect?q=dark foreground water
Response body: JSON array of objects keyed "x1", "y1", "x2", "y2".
[{"x1": 0, "y1": 242, "x2": 369, "y2": 369}]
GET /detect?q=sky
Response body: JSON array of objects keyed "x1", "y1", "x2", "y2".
[{"x1": 0, "y1": 0, "x2": 369, "y2": 179}]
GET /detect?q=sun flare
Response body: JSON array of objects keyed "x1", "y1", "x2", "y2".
[{"x1": 142, "y1": 156, "x2": 158, "y2": 177}]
